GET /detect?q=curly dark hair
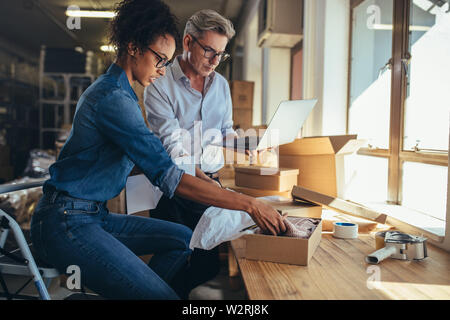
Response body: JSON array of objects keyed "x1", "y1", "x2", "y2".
[{"x1": 109, "y1": 0, "x2": 180, "y2": 58}]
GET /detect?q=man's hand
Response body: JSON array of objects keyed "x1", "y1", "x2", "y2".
[{"x1": 248, "y1": 199, "x2": 287, "y2": 236}]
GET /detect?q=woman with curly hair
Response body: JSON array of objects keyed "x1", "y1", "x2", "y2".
[{"x1": 30, "y1": 0, "x2": 285, "y2": 300}]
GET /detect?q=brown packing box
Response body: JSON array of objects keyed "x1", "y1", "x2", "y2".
[
  {"x1": 279, "y1": 135, "x2": 365, "y2": 198},
  {"x1": 233, "y1": 219, "x2": 322, "y2": 266},
  {"x1": 0, "y1": 145, "x2": 10, "y2": 166},
  {"x1": 230, "y1": 80, "x2": 254, "y2": 109},
  {"x1": 233, "y1": 109, "x2": 253, "y2": 131},
  {"x1": 234, "y1": 166, "x2": 299, "y2": 192}
]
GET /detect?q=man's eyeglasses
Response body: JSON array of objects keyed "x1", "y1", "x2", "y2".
[
  {"x1": 190, "y1": 35, "x2": 230, "y2": 63},
  {"x1": 147, "y1": 47, "x2": 171, "y2": 69}
]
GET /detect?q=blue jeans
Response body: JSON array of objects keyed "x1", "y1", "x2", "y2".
[{"x1": 30, "y1": 191, "x2": 192, "y2": 300}]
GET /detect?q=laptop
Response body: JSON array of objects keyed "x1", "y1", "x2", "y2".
[{"x1": 223, "y1": 99, "x2": 318, "y2": 151}]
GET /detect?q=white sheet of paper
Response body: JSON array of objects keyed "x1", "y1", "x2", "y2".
[{"x1": 125, "y1": 157, "x2": 195, "y2": 214}]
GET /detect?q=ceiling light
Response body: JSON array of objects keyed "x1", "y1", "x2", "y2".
[
  {"x1": 66, "y1": 9, "x2": 116, "y2": 18},
  {"x1": 100, "y1": 45, "x2": 116, "y2": 52}
]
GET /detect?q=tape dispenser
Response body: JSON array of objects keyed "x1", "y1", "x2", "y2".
[{"x1": 365, "y1": 231, "x2": 428, "y2": 264}]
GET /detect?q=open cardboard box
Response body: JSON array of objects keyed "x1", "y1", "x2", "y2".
[
  {"x1": 233, "y1": 218, "x2": 322, "y2": 266},
  {"x1": 279, "y1": 135, "x2": 366, "y2": 198},
  {"x1": 232, "y1": 199, "x2": 323, "y2": 266}
]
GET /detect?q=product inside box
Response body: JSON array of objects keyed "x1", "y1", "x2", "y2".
[
  {"x1": 234, "y1": 217, "x2": 322, "y2": 266},
  {"x1": 234, "y1": 166, "x2": 299, "y2": 192}
]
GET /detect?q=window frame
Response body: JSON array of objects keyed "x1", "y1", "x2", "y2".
[{"x1": 347, "y1": 0, "x2": 448, "y2": 205}]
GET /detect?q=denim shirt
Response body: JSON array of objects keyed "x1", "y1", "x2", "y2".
[{"x1": 44, "y1": 63, "x2": 184, "y2": 202}]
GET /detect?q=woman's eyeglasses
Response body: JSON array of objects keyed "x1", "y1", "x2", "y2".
[
  {"x1": 147, "y1": 47, "x2": 171, "y2": 69},
  {"x1": 190, "y1": 35, "x2": 230, "y2": 63}
]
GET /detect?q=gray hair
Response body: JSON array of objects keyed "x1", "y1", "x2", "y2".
[{"x1": 184, "y1": 9, "x2": 235, "y2": 40}]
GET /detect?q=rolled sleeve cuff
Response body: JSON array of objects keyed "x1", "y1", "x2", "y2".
[{"x1": 158, "y1": 164, "x2": 185, "y2": 199}]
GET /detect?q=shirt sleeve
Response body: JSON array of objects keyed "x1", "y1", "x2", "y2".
[
  {"x1": 144, "y1": 84, "x2": 190, "y2": 158},
  {"x1": 221, "y1": 81, "x2": 237, "y2": 137},
  {"x1": 95, "y1": 90, "x2": 184, "y2": 199}
]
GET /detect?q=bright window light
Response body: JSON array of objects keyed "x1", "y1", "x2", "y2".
[{"x1": 372, "y1": 23, "x2": 431, "y2": 31}]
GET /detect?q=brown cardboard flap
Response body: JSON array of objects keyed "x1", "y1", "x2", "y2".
[
  {"x1": 292, "y1": 186, "x2": 387, "y2": 223},
  {"x1": 259, "y1": 198, "x2": 322, "y2": 218},
  {"x1": 336, "y1": 139, "x2": 366, "y2": 155},
  {"x1": 279, "y1": 135, "x2": 358, "y2": 156},
  {"x1": 234, "y1": 166, "x2": 299, "y2": 176}
]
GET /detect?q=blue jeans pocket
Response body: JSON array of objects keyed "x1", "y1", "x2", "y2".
[{"x1": 62, "y1": 202, "x2": 103, "y2": 233}]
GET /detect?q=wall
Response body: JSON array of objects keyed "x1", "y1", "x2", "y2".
[
  {"x1": 264, "y1": 47, "x2": 291, "y2": 123},
  {"x1": 243, "y1": 13, "x2": 263, "y2": 126},
  {"x1": 302, "y1": 0, "x2": 349, "y2": 137}
]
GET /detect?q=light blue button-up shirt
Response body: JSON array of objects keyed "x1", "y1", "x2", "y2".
[{"x1": 144, "y1": 56, "x2": 236, "y2": 173}]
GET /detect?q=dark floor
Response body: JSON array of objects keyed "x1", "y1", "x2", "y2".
[{"x1": 0, "y1": 257, "x2": 246, "y2": 300}]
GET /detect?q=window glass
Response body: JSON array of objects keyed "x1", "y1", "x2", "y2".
[
  {"x1": 402, "y1": 161, "x2": 448, "y2": 220},
  {"x1": 349, "y1": 0, "x2": 393, "y2": 149},
  {"x1": 403, "y1": 1, "x2": 450, "y2": 152}
]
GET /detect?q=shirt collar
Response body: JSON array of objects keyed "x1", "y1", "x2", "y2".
[
  {"x1": 171, "y1": 56, "x2": 216, "y2": 84},
  {"x1": 107, "y1": 63, "x2": 138, "y2": 102}
]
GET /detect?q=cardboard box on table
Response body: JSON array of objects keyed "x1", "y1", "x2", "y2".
[
  {"x1": 234, "y1": 166, "x2": 299, "y2": 192},
  {"x1": 279, "y1": 135, "x2": 365, "y2": 198},
  {"x1": 232, "y1": 200, "x2": 322, "y2": 266}
]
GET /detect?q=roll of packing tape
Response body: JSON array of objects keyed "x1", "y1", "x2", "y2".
[{"x1": 333, "y1": 222, "x2": 358, "y2": 239}]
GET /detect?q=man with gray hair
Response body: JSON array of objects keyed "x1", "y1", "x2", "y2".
[{"x1": 144, "y1": 9, "x2": 238, "y2": 297}]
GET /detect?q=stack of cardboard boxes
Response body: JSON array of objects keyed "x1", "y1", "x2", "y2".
[
  {"x1": 226, "y1": 165, "x2": 298, "y2": 198},
  {"x1": 0, "y1": 144, "x2": 13, "y2": 183},
  {"x1": 230, "y1": 80, "x2": 254, "y2": 131}
]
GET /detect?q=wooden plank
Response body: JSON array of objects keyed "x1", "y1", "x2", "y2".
[{"x1": 291, "y1": 186, "x2": 387, "y2": 223}]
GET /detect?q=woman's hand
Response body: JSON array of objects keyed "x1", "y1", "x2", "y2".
[{"x1": 247, "y1": 198, "x2": 287, "y2": 235}]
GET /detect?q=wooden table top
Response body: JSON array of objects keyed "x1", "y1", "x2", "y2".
[{"x1": 231, "y1": 232, "x2": 450, "y2": 300}]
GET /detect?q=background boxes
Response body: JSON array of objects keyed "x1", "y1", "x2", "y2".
[
  {"x1": 235, "y1": 166, "x2": 299, "y2": 192},
  {"x1": 230, "y1": 80, "x2": 254, "y2": 131},
  {"x1": 230, "y1": 80, "x2": 254, "y2": 109},
  {"x1": 232, "y1": 109, "x2": 253, "y2": 131},
  {"x1": 279, "y1": 135, "x2": 365, "y2": 198}
]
